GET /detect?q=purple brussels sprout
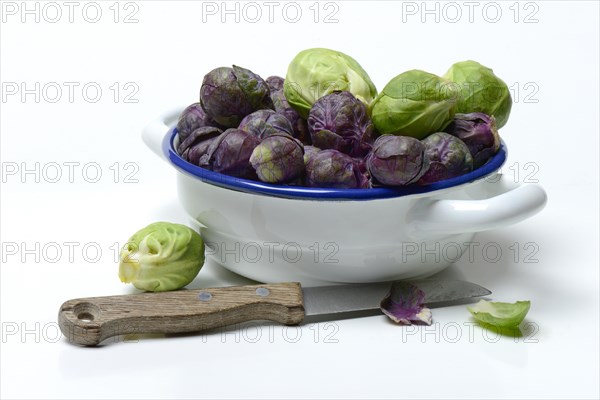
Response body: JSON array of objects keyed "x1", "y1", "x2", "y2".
[
  {"x1": 200, "y1": 65, "x2": 274, "y2": 128},
  {"x1": 266, "y1": 76, "x2": 285, "y2": 92},
  {"x1": 303, "y1": 145, "x2": 321, "y2": 166},
  {"x1": 199, "y1": 128, "x2": 260, "y2": 179},
  {"x1": 250, "y1": 134, "x2": 305, "y2": 183},
  {"x1": 306, "y1": 149, "x2": 370, "y2": 189},
  {"x1": 417, "y1": 132, "x2": 473, "y2": 185},
  {"x1": 307, "y1": 91, "x2": 374, "y2": 157},
  {"x1": 238, "y1": 109, "x2": 294, "y2": 140},
  {"x1": 176, "y1": 103, "x2": 220, "y2": 142},
  {"x1": 444, "y1": 112, "x2": 501, "y2": 168},
  {"x1": 367, "y1": 135, "x2": 430, "y2": 186},
  {"x1": 271, "y1": 89, "x2": 310, "y2": 144},
  {"x1": 177, "y1": 126, "x2": 223, "y2": 165}
]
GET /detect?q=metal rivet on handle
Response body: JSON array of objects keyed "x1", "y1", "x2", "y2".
[
  {"x1": 198, "y1": 291, "x2": 212, "y2": 301},
  {"x1": 255, "y1": 287, "x2": 270, "y2": 297}
]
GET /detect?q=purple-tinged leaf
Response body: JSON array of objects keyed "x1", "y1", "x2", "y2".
[{"x1": 380, "y1": 281, "x2": 432, "y2": 325}]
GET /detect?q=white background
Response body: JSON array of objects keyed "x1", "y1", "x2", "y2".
[{"x1": 1, "y1": 1, "x2": 599, "y2": 398}]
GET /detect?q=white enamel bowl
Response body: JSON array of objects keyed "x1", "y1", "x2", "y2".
[{"x1": 143, "y1": 107, "x2": 547, "y2": 286}]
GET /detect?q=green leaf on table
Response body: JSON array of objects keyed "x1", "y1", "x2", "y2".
[{"x1": 467, "y1": 299, "x2": 530, "y2": 328}]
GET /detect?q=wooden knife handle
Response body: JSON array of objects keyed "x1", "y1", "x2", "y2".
[{"x1": 58, "y1": 282, "x2": 305, "y2": 346}]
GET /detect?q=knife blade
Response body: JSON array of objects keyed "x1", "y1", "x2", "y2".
[
  {"x1": 302, "y1": 279, "x2": 490, "y2": 316},
  {"x1": 58, "y1": 280, "x2": 490, "y2": 346}
]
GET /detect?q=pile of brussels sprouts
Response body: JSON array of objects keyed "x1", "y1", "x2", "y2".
[{"x1": 175, "y1": 48, "x2": 511, "y2": 189}]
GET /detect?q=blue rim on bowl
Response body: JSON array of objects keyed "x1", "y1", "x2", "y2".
[{"x1": 164, "y1": 127, "x2": 507, "y2": 200}]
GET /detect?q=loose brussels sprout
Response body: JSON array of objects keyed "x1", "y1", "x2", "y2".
[
  {"x1": 199, "y1": 128, "x2": 260, "y2": 179},
  {"x1": 284, "y1": 48, "x2": 378, "y2": 118},
  {"x1": 444, "y1": 112, "x2": 501, "y2": 168},
  {"x1": 443, "y1": 60, "x2": 512, "y2": 128},
  {"x1": 266, "y1": 75, "x2": 285, "y2": 92},
  {"x1": 417, "y1": 132, "x2": 473, "y2": 185},
  {"x1": 307, "y1": 91, "x2": 374, "y2": 157},
  {"x1": 200, "y1": 65, "x2": 274, "y2": 128},
  {"x1": 306, "y1": 149, "x2": 370, "y2": 189},
  {"x1": 270, "y1": 89, "x2": 310, "y2": 144},
  {"x1": 238, "y1": 109, "x2": 294, "y2": 140},
  {"x1": 369, "y1": 70, "x2": 457, "y2": 139},
  {"x1": 250, "y1": 134, "x2": 305, "y2": 183},
  {"x1": 176, "y1": 103, "x2": 220, "y2": 142},
  {"x1": 303, "y1": 145, "x2": 321, "y2": 166},
  {"x1": 366, "y1": 135, "x2": 430, "y2": 186},
  {"x1": 177, "y1": 126, "x2": 223, "y2": 165},
  {"x1": 119, "y1": 222, "x2": 205, "y2": 292}
]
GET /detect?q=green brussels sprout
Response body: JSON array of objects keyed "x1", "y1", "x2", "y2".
[
  {"x1": 200, "y1": 65, "x2": 274, "y2": 128},
  {"x1": 443, "y1": 60, "x2": 512, "y2": 128},
  {"x1": 119, "y1": 222, "x2": 205, "y2": 292},
  {"x1": 250, "y1": 134, "x2": 305, "y2": 183},
  {"x1": 369, "y1": 70, "x2": 457, "y2": 139},
  {"x1": 284, "y1": 48, "x2": 377, "y2": 119}
]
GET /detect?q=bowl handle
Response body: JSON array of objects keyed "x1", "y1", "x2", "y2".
[
  {"x1": 141, "y1": 106, "x2": 186, "y2": 161},
  {"x1": 407, "y1": 174, "x2": 547, "y2": 239}
]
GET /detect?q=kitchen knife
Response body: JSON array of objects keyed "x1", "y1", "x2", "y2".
[{"x1": 58, "y1": 280, "x2": 490, "y2": 346}]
